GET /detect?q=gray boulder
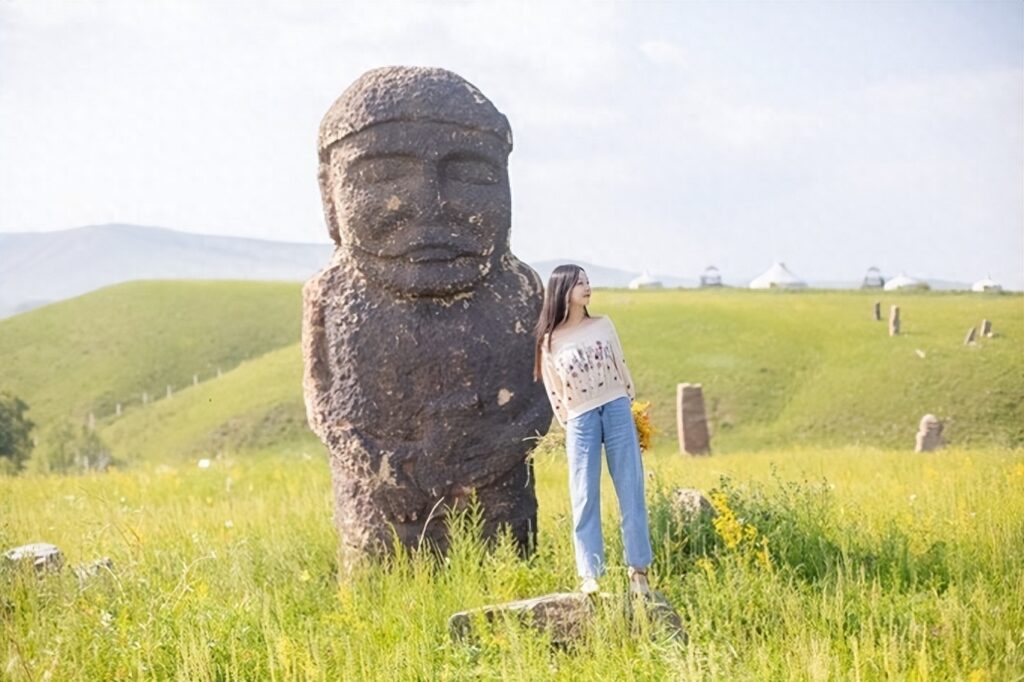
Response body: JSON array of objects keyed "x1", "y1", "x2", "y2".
[
  {"x1": 449, "y1": 590, "x2": 686, "y2": 645},
  {"x1": 4, "y1": 543, "x2": 63, "y2": 573}
]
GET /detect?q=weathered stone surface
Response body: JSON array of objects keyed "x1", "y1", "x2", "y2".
[
  {"x1": 303, "y1": 67, "x2": 549, "y2": 566},
  {"x1": 980, "y1": 319, "x2": 993, "y2": 337},
  {"x1": 964, "y1": 327, "x2": 977, "y2": 345},
  {"x1": 450, "y1": 592, "x2": 591, "y2": 644},
  {"x1": 671, "y1": 488, "x2": 716, "y2": 520},
  {"x1": 4, "y1": 543, "x2": 63, "y2": 573},
  {"x1": 632, "y1": 592, "x2": 687, "y2": 642},
  {"x1": 914, "y1": 414, "x2": 945, "y2": 452},
  {"x1": 73, "y1": 557, "x2": 114, "y2": 580},
  {"x1": 676, "y1": 383, "x2": 711, "y2": 456},
  {"x1": 889, "y1": 305, "x2": 900, "y2": 336},
  {"x1": 448, "y1": 590, "x2": 686, "y2": 645}
]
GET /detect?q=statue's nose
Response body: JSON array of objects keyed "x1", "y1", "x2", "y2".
[{"x1": 408, "y1": 163, "x2": 445, "y2": 221}]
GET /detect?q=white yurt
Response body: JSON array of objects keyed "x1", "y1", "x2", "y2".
[
  {"x1": 883, "y1": 272, "x2": 929, "y2": 291},
  {"x1": 628, "y1": 272, "x2": 663, "y2": 290},
  {"x1": 861, "y1": 266, "x2": 885, "y2": 289},
  {"x1": 971, "y1": 276, "x2": 1003, "y2": 293},
  {"x1": 749, "y1": 262, "x2": 807, "y2": 289},
  {"x1": 700, "y1": 265, "x2": 723, "y2": 288}
]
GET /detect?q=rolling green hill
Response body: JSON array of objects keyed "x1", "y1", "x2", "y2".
[
  {"x1": 2, "y1": 282, "x2": 1021, "y2": 460},
  {"x1": 608, "y1": 289, "x2": 1023, "y2": 449},
  {"x1": 0, "y1": 280, "x2": 303, "y2": 426},
  {"x1": 99, "y1": 343, "x2": 315, "y2": 460}
]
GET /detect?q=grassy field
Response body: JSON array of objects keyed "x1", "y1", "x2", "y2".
[
  {"x1": 2, "y1": 282, "x2": 1018, "y2": 459},
  {"x1": 606, "y1": 288, "x2": 1024, "y2": 450},
  {"x1": 1, "y1": 283, "x2": 1022, "y2": 678},
  {"x1": 2, "y1": 442, "x2": 1022, "y2": 679}
]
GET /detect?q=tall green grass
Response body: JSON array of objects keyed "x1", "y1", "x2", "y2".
[{"x1": 2, "y1": 444, "x2": 1022, "y2": 679}]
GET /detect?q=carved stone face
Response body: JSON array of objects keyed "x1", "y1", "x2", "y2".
[{"x1": 324, "y1": 120, "x2": 511, "y2": 297}]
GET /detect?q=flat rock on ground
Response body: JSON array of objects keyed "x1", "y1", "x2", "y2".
[
  {"x1": 449, "y1": 590, "x2": 686, "y2": 645},
  {"x1": 3, "y1": 543, "x2": 64, "y2": 573}
]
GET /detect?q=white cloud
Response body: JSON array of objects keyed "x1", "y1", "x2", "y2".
[
  {"x1": 0, "y1": 1, "x2": 1020, "y2": 287},
  {"x1": 638, "y1": 40, "x2": 689, "y2": 68}
]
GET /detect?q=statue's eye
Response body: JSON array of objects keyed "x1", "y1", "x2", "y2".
[
  {"x1": 445, "y1": 158, "x2": 501, "y2": 186},
  {"x1": 352, "y1": 157, "x2": 418, "y2": 184}
]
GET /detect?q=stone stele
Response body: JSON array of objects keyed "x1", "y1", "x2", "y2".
[
  {"x1": 303, "y1": 67, "x2": 550, "y2": 566},
  {"x1": 914, "y1": 414, "x2": 945, "y2": 453},
  {"x1": 676, "y1": 383, "x2": 711, "y2": 456},
  {"x1": 889, "y1": 305, "x2": 901, "y2": 336}
]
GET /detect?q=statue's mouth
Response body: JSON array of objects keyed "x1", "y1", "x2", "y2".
[
  {"x1": 347, "y1": 240, "x2": 495, "y2": 296},
  {"x1": 354, "y1": 242, "x2": 485, "y2": 265},
  {"x1": 402, "y1": 245, "x2": 479, "y2": 264}
]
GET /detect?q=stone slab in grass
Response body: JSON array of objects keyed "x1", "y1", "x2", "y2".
[
  {"x1": 73, "y1": 557, "x2": 114, "y2": 581},
  {"x1": 448, "y1": 590, "x2": 686, "y2": 645},
  {"x1": 3, "y1": 543, "x2": 64, "y2": 573}
]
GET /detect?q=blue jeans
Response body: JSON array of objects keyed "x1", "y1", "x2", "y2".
[{"x1": 565, "y1": 395, "x2": 653, "y2": 579}]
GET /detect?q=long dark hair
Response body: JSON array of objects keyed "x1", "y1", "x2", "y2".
[{"x1": 533, "y1": 264, "x2": 590, "y2": 380}]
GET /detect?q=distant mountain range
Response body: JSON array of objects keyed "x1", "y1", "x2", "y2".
[
  {"x1": 0, "y1": 224, "x2": 333, "y2": 318},
  {"x1": 0, "y1": 224, "x2": 975, "y2": 319}
]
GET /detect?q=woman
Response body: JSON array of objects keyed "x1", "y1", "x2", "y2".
[{"x1": 534, "y1": 264, "x2": 653, "y2": 596}]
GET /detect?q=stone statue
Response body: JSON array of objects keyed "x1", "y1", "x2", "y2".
[{"x1": 302, "y1": 67, "x2": 550, "y2": 566}]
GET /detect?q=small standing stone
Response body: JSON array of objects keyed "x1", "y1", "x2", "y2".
[
  {"x1": 166, "y1": 385, "x2": 172, "y2": 398},
  {"x1": 980, "y1": 319, "x2": 993, "y2": 337},
  {"x1": 142, "y1": 392, "x2": 149, "y2": 405},
  {"x1": 115, "y1": 403, "x2": 122, "y2": 416},
  {"x1": 4, "y1": 543, "x2": 64, "y2": 573},
  {"x1": 889, "y1": 305, "x2": 900, "y2": 336},
  {"x1": 217, "y1": 367, "x2": 222, "y2": 378},
  {"x1": 873, "y1": 301, "x2": 881, "y2": 321},
  {"x1": 964, "y1": 327, "x2": 977, "y2": 345},
  {"x1": 193, "y1": 374, "x2": 199, "y2": 386},
  {"x1": 676, "y1": 384, "x2": 711, "y2": 456},
  {"x1": 87, "y1": 412, "x2": 96, "y2": 431},
  {"x1": 914, "y1": 414, "x2": 945, "y2": 452}
]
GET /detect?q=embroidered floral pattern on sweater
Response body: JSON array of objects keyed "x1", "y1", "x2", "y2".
[
  {"x1": 555, "y1": 341, "x2": 619, "y2": 396},
  {"x1": 540, "y1": 317, "x2": 635, "y2": 427}
]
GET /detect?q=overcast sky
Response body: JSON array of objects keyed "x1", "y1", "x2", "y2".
[{"x1": 1, "y1": 0, "x2": 1021, "y2": 287}]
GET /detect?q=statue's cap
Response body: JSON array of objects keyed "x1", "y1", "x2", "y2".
[{"x1": 318, "y1": 66, "x2": 512, "y2": 154}]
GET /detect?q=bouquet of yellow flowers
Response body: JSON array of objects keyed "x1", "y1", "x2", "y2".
[{"x1": 631, "y1": 400, "x2": 654, "y2": 453}]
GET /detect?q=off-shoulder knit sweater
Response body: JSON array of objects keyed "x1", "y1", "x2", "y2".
[{"x1": 540, "y1": 316, "x2": 635, "y2": 427}]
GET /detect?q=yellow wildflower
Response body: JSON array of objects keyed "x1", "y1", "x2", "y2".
[
  {"x1": 709, "y1": 490, "x2": 773, "y2": 570},
  {"x1": 632, "y1": 401, "x2": 655, "y2": 452},
  {"x1": 710, "y1": 491, "x2": 744, "y2": 550},
  {"x1": 756, "y1": 537, "x2": 773, "y2": 571}
]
